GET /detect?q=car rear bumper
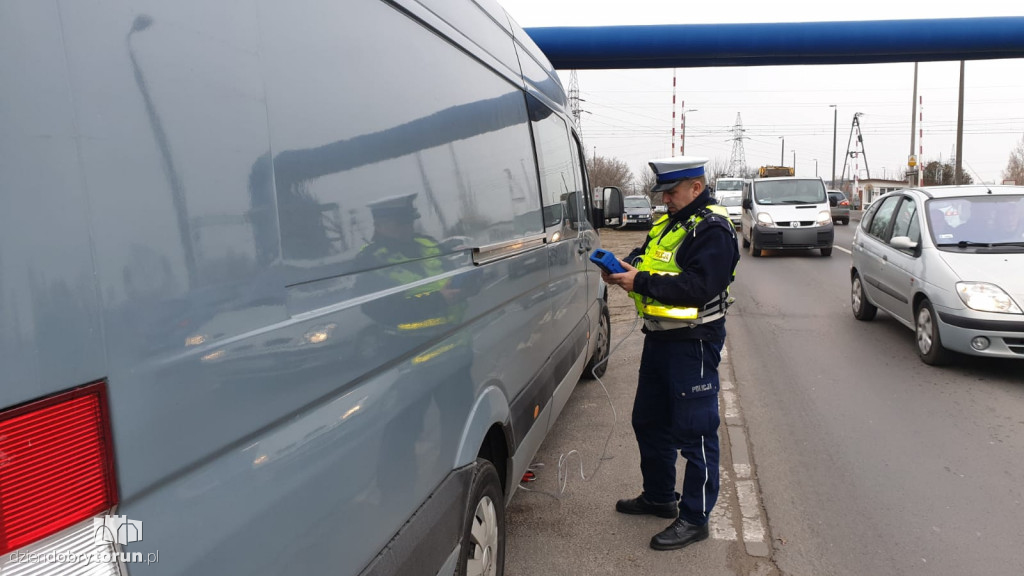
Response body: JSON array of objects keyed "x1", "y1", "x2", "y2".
[
  {"x1": 937, "y1": 311, "x2": 1024, "y2": 358},
  {"x1": 751, "y1": 224, "x2": 834, "y2": 250}
]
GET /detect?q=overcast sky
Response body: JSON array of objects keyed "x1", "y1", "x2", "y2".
[{"x1": 497, "y1": 0, "x2": 1024, "y2": 185}]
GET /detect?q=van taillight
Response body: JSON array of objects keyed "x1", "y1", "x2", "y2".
[{"x1": 0, "y1": 381, "x2": 117, "y2": 556}]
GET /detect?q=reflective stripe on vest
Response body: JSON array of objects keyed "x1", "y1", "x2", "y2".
[{"x1": 630, "y1": 205, "x2": 736, "y2": 329}]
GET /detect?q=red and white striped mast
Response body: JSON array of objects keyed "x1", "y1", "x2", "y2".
[{"x1": 671, "y1": 69, "x2": 677, "y2": 156}]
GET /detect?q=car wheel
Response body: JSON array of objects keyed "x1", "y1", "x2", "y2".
[
  {"x1": 583, "y1": 304, "x2": 610, "y2": 379},
  {"x1": 821, "y1": 246, "x2": 832, "y2": 257},
  {"x1": 915, "y1": 299, "x2": 950, "y2": 366},
  {"x1": 842, "y1": 217, "x2": 850, "y2": 225},
  {"x1": 851, "y1": 272, "x2": 877, "y2": 321},
  {"x1": 748, "y1": 234, "x2": 761, "y2": 257},
  {"x1": 457, "y1": 459, "x2": 505, "y2": 576}
]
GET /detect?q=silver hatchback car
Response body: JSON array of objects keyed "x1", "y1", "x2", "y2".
[{"x1": 850, "y1": 186, "x2": 1024, "y2": 364}]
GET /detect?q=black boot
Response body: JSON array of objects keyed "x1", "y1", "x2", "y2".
[
  {"x1": 615, "y1": 494, "x2": 678, "y2": 519},
  {"x1": 650, "y1": 518, "x2": 710, "y2": 550}
]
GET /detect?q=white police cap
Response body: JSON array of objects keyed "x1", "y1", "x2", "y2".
[
  {"x1": 368, "y1": 193, "x2": 420, "y2": 220},
  {"x1": 649, "y1": 156, "x2": 709, "y2": 193}
]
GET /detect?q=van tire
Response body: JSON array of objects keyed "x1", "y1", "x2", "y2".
[
  {"x1": 749, "y1": 241, "x2": 761, "y2": 257},
  {"x1": 821, "y1": 246, "x2": 832, "y2": 257},
  {"x1": 583, "y1": 305, "x2": 610, "y2": 379},
  {"x1": 741, "y1": 234, "x2": 750, "y2": 248},
  {"x1": 457, "y1": 459, "x2": 505, "y2": 576}
]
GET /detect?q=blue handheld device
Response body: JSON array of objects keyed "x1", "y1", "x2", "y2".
[{"x1": 589, "y1": 249, "x2": 627, "y2": 274}]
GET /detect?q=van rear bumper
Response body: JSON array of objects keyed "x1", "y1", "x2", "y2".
[{"x1": 751, "y1": 223, "x2": 834, "y2": 249}]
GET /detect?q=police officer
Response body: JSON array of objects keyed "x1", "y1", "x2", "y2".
[{"x1": 601, "y1": 156, "x2": 740, "y2": 551}]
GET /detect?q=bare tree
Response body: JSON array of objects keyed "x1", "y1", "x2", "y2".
[
  {"x1": 586, "y1": 155, "x2": 632, "y2": 192},
  {"x1": 634, "y1": 163, "x2": 658, "y2": 200},
  {"x1": 1003, "y1": 134, "x2": 1024, "y2": 185},
  {"x1": 704, "y1": 157, "x2": 731, "y2": 183}
]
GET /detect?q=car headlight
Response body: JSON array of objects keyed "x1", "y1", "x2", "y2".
[
  {"x1": 955, "y1": 282, "x2": 1023, "y2": 314},
  {"x1": 756, "y1": 212, "x2": 775, "y2": 227},
  {"x1": 816, "y1": 210, "x2": 832, "y2": 226}
]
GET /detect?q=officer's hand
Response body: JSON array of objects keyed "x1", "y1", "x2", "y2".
[{"x1": 602, "y1": 260, "x2": 638, "y2": 292}]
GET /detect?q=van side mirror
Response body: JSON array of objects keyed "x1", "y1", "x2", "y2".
[
  {"x1": 742, "y1": 198, "x2": 752, "y2": 210},
  {"x1": 603, "y1": 186, "x2": 624, "y2": 226}
]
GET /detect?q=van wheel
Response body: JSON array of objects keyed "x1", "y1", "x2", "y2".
[
  {"x1": 583, "y1": 305, "x2": 610, "y2": 379},
  {"x1": 851, "y1": 272, "x2": 876, "y2": 321},
  {"x1": 821, "y1": 246, "x2": 832, "y2": 257},
  {"x1": 741, "y1": 234, "x2": 750, "y2": 248},
  {"x1": 457, "y1": 459, "x2": 505, "y2": 576},
  {"x1": 749, "y1": 240, "x2": 761, "y2": 257},
  {"x1": 915, "y1": 299, "x2": 950, "y2": 366}
]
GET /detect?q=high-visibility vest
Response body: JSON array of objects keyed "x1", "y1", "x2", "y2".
[
  {"x1": 630, "y1": 205, "x2": 736, "y2": 330},
  {"x1": 361, "y1": 236, "x2": 458, "y2": 333}
]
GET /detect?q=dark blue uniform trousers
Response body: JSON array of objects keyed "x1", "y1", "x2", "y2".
[{"x1": 632, "y1": 337, "x2": 722, "y2": 525}]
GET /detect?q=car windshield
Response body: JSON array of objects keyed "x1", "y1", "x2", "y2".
[
  {"x1": 718, "y1": 195, "x2": 742, "y2": 207},
  {"x1": 624, "y1": 197, "x2": 650, "y2": 209},
  {"x1": 928, "y1": 194, "x2": 1024, "y2": 246},
  {"x1": 716, "y1": 180, "x2": 743, "y2": 192},
  {"x1": 753, "y1": 180, "x2": 826, "y2": 204}
]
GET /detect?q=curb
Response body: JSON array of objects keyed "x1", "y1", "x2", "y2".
[{"x1": 719, "y1": 345, "x2": 771, "y2": 558}]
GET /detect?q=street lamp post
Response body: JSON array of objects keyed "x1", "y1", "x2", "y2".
[
  {"x1": 830, "y1": 104, "x2": 837, "y2": 187},
  {"x1": 681, "y1": 108, "x2": 698, "y2": 155},
  {"x1": 814, "y1": 158, "x2": 818, "y2": 178},
  {"x1": 779, "y1": 136, "x2": 785, "y2": 166}
]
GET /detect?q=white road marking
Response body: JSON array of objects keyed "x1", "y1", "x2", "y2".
[
  {"x1": 722, "y1": 390, "x2": 740, "y2": 421},
  {"x1": 733, "y1": 463, "x2": 751, "y2": 479},
  {"x1": 710, "y1": 468, "x2": 738, "y2": 541},
  {"x1": 835, "y1": 244, "x2": 852, "y2": 255},
  {"x1": 736, "y1": 480, "x2": 767, "y2": 542}
]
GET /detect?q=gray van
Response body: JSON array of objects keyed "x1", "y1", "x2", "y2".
[{"x1": 0, "y1": 1, "x2": 611, "y2": 575}]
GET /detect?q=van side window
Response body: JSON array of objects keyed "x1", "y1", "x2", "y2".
[
  {"x1": 569, "y1": 133, "x2": 591, "y2": 228},
  {"x1": 528, "y1": 97, "x2": 577, "y2": 241}
]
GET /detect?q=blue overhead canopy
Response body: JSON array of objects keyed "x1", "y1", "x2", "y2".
[{"x1": 523, "y1": 17, "x2": 1024, "y2": 69}]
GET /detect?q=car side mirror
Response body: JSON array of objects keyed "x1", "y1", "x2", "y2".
[{"x1": 890, "y1": 236, "x2": 918, "y2": 251}]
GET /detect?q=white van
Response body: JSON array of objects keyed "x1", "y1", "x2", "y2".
[{"x1": 740, "y1": 177, "x2": 835, "y2": 257}]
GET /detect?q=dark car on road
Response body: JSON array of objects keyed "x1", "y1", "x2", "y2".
[{"x1": 828, "y1": 190, "x2": 851, "y2": 225}]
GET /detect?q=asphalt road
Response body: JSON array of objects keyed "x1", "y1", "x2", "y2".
[
  {"x1": 728, "y1": 220, "x2": 1024, "y2": 576},
  {"x1": 506, "y1": 219, "x2": 1024, "y2": 576}
]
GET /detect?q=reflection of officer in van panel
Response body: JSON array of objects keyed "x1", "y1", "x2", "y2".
[
  {"x1": 355, "y1": 194, "x2": 456, "y2": 334},
  {"x1": 354, "y1": 193, "x2": 475, "y2": 494},
  {"x1": 601, "y1": 156, "x2": 740, "y2": 552}
]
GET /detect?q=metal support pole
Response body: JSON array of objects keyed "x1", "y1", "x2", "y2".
[
  {"x1": 830, "y1": 105, "x2": 837, "y2": 187},
  {"x1": 955, "y1": 60, "x2": 965, "y2": 185}
]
